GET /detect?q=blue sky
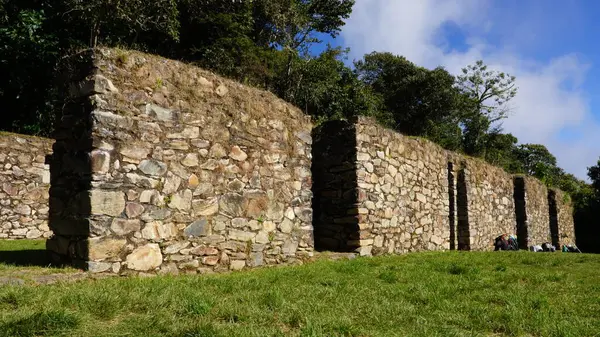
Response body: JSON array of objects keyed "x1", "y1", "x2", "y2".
[{"x1": 320, "y1": 0, "x2": 600, "y2": 180}]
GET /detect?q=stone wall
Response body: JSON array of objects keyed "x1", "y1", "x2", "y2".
[
  {"x1": 0, "y1": 133, "x2": 52, "y2": 239},
  {"x1": 517, "y1": 176, "x2": 551, "y2": 247},
  {"x1": 312, "y1": 117, "x2": 575, "y2": 255},
  {"x1": 43, "y1": 48, "x2": 579, "y2": 272},
  {"x1": 47, "y1": 48, "x2": 313, "y2": 274},
  {"x1": 354, "y1": 118, "x2": 451, "y2": 255},
  {"x1": 461, "y1": 158, "x2": 516, "y2": 251},
  {"x1": 549, "y1": 189, "x2": 576, "y2": 247}
]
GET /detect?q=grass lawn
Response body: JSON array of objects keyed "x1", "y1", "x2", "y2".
[
  {"x1": 0, "y1": 240, "x2": 77, "y2": 276},
  {"x1": 0, "y1": 249, "x2": 599, "y2": 337}
]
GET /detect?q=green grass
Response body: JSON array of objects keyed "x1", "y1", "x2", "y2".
[
  {"x1": 0, "y1": 251, "x2": 598, "y2": 337},
  {"x1": 0, "y1": 240, "x2": 76, "y2": 275}
]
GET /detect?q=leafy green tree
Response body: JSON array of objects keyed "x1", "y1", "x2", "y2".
[
  {"x1": 60, "y1": 0, "x2": 180, "y2": 47},
  {"x1": 253, "y1": 0, "x2": 354, "y2": 100},
  {"x1": 0, "y1": 4, "x2": 58, "y2": 134},
  {"x1": 283, "y1": 47, "x2": 381, "y2": 123},
  {"x1": 482, "y1": 132, "x2": 522, "y2": 173},
  {"x1": 588, "y1": 158, "x2": 600, "y2": 195},
  {"x1": 354, "y1": 52, "x2": 463, "y2": 145},
  {"x1": 456, "y1": 60, "x2": 517, "y2": 156},
  {"x1": 512, "y1": 143, "x2": 562, "y2": 184}
]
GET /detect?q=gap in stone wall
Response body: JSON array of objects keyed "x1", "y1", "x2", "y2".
[
  {"x1": 513, "y1": 177, "x2": 528, "y2": 249},
  {"x1": 456, "y1": 166, "x2": 470, "y2": 250},
  {"x1": 447, "y1": 162, "x2": 456, "y2": 250},
  {"x1": 46, "y1": 51, "x2": 95, "y2": 269},
  {"x1": 548, "y1": 190, "x2": 559, "y2": 248},
  {"x1": 311, "y1": 120, "x2": 359, "y2": 252}
]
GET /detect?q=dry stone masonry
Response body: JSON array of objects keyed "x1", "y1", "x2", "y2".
[
  {"x1": 518, "y1": 176, "x2": 551, "y2": 247},
  {"x1": 312, "y1": 117, "x2": 577, "y2": 256},
  {"x1": 353, "y1": 118, "x2": 452, "y2": 256},
  {"x1": 0, "y1": 47, "x2": 578, "y2": 272},
  {"x1": 47, "y1": 48, "x2": 313, "y2": 274},
  {"x1": 0, "y1": 133, "x2": 53, "y2": 239},
  {"x1": 549, "y1": 189, "x2": 576, "y2": 247},
  {"x1": 460, "y1": 159, "x2": 516, "y2": 251}
]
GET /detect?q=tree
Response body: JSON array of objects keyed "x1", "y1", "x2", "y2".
[
  {"x1": 588, "y1": 158, "x2": 600, "y2": 195},
  {"x1": 456, "y1": 60, "x2": 517, "y2": 156},
  {"x1": 0, "y1": 3, "x2": 58, "y2": 134},
  {"x1": 482, "y1": 132, "x2": 521, "y2": 173},
  {"x1": 573, "y1": 159, "x2": 600, "y2": 253},
  {"x1": 60, "y1": 0, "x2": 180, "y2": 47},
  {"x1": 283, "y1": 47, "x2": 381, "y2": 123},
  {"x1": 513, "y1": 144, "x2": 561, "y2": 184},
  {"x1": 253, "y1": 0, "x2": 354, "y2": 100},
  {"x1": 354, "y1": 52, "x2": 463, "y2": 145}
]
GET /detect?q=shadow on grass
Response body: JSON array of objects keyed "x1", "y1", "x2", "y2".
[{"x1": 0, "y1": 249, "x2": 51, "y2": 267}]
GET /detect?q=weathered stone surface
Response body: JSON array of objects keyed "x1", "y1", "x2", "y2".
[
  {"x1": 111, "y1": 218, "x2": 141, "y2": 235},
  {"x1": 229, "y1": 146, "x2": 248, "y2": 161},
  {"x1": 125, "y1": 202, "x2": 145, "y2": 218},
  {"x1": 228, "y1": 229, "x2": 256, "y2": 242},
  {"x1": 139, "y1": 159, "x2": 168, "y2": 176},
  {"x1": 184, "y1": 219, "x2": 210, "y2": 237},
  {"x1": 90, "y1": 190, "x2": 126, "y2": 216},
  {"x1": 141, "y1": 221, "x2": 177, "y2": 240},
  {"x1": 89, "y1": 238, "x2": 127, "y2": 261},
  {"x1": 202, "y1": 256, "x2": 219, "y2": 266},
  {"x1": 209, "y1": 143, "x2": 227, "y2": 158},
  {"x1": 162, "y1": 173, "x2": 182, "y2": 195},
  {"x1": 191, "y1": 246, "x2": 219, "y2": 256},
  {"x1": 91, "y1": 150, "x2": 111, "y2": 173},
  {"x1": 168, "y1": 190, "x2": 192, "y2": 210},
  {"x1": 88, "y1": 261, "x2": 113, "y2": 273},
  {"x1": 181, "y1": 153, "x2": 199, "y2": 167},
  {"x1": 164, "y1": 241, "x2": 190, "y2": 254},
  {"x1": 26, "y1": 229, "x2": 42, "y2": 239},
  {"x1": 126, "y1": 244, "x2": 163, "y2": 271},
  {"x1": 14, "y1": 205, "x2": 32, "y2": 216},
  {"x1": 193, "y1": 198, "x2": 219, "y2": 216},
  {"x1": 219, "y1": 193, "x2": 247, "y2": 217},
  {"x1": 120, "y1": 145, "x2": 150, "y2": 160},
  {"x1": 215, "y1": 84, "x2": 229, "y2": 97},
  {"x1": 167, "y1": 127, "x2": 200, "y2": 139},
  {"x1": 230, "y1": 260, "x2": 246, "y2": 270},
  {"x1": 279, "y1": 218, "x2": 293, "y2": 234},
  {"x1": 144, "y1": 104, "x2": 174, "y2": 121}
]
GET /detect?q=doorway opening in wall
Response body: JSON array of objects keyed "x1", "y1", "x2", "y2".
[
  {"x1": 456, "y1": 166, "x2": 470, "y2": 250},
  {"x1": 311, "y1": 120, "x2": 360, "y2": 252},
  {"x1": 447, "y1": 162, "x2": 456, "y2": 250},
  {"x1": 513, "y1": 176, "x2": 528, "y2": 249}
]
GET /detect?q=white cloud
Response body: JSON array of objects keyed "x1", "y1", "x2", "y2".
[{"x1": 341, "y1": 0, "x2": 599, "y2": 180}]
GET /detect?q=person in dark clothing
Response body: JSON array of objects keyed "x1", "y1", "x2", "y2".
[{"x1": 494, "y1": 234, "x2": 518, "y2": 251}]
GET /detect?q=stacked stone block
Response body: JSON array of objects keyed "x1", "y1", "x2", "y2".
[
  {"x1": 354, "y1": 117, "x2": 451, "y2": 255},
  {"x1": 460, "y1": 159, "x2": 516, "y2": 251},
  {"x1": 0, "y1": 133, "x2": 53, "y2": 239},
  {"x1": 47, "y1": 48, "x2": 313, "y2": 274},
  {"x1": 549, "y1": 189, "x2": 576, "y2": 247},
  {"x1": 515, "y1": 176, "x2": 551, "y2": 247}
]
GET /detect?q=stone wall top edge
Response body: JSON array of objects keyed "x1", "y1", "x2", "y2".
[
  {"x1": 84, "y1": 47, "x2": 311, "y2": 128},
  {"x1": 0, "y1": 131, "x2": 54, "y2": 143},
  {"x1": 354, "y1": 116, "x2": 567, "y2": 194}
]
